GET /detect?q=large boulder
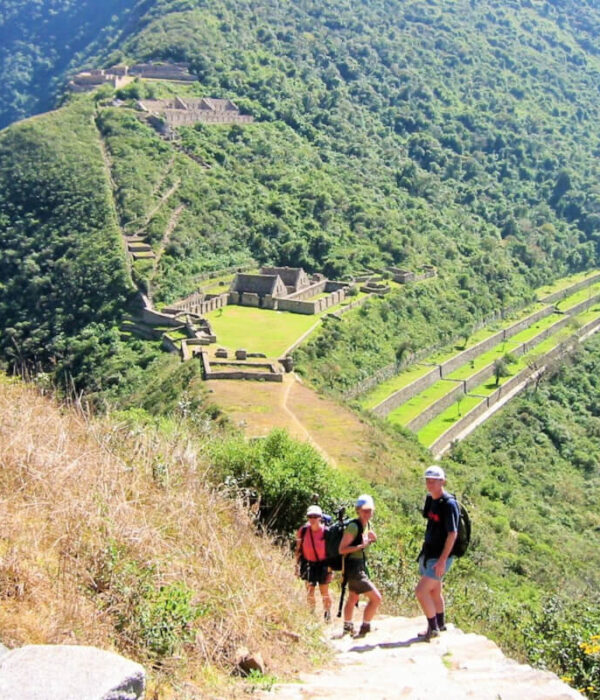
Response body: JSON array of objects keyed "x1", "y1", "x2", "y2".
[{"x1": 0, "y1": 645, "x2": 145, "y2": 700}]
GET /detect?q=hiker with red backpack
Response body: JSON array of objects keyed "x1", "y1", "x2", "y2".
[
  {"x1": 295, "y1": 505, "x2": 333, "y2": 622},
  {"x1": 415, "y1": 465, "x2": 459, "y2": 641},
  {"x1": 338, "y1": 494, "x2": 382, "y2": 638}
]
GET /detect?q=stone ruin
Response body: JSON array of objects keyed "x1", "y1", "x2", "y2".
[
  {"x1": 68, "y1": 61, "x2": 197, "y2": 92},
  {"x1": 137, "y1": 96, "x2": 253, "y2": 126},
  {"x1": 228, "y1": 266, "x2": 349, "y2": 315}
]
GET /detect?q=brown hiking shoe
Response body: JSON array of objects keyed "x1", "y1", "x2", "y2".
[{"x1": 342, "y1": 622, "x2": 354, "y2": 636}]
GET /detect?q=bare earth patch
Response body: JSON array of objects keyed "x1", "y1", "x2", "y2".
[{"x1": 207, "y1": 375, "x2": 373, "y2": 470}]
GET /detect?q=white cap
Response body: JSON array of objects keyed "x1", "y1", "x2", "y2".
[
  {"x1": 306, "y1": 505, "x2": 323, "y2": 517},
  {"x1": 424, "y1": 465, "x2": 445, "y2": 480},
  {"x1": 355, "y1": 494, "x2": 375, "y2": 510}
]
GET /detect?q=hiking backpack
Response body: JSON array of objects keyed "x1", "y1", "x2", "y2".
[
  {"x1": 324, "y1": 517, "x2": 363, "y2": 571},
  {"x1": 424, "y1": 493, "x2": 471, "y2": 558}
]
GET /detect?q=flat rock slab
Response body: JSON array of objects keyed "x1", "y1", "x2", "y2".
[
  {"x1": 264, "y1": 615, "x2": 584, "y2": 700},
  {"x1": 0, "y1": 645, "x2": 145, "y2": 700}
]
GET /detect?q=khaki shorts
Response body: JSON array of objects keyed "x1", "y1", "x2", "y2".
[{"x1": 346, "y1": 561, "x2": 375, "y2": 594}]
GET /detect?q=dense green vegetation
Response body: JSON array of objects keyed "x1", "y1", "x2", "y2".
[
  {"x1": 0, "y1": 0, "x2": 139, "y2": 129},
  {"x1": 2, "y1": 0, "x2": 600, "y2": 693}
]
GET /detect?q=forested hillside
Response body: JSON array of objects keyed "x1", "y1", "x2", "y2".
[{"x1": 2, "y1": 0, "x2": 600, "y2": 389}]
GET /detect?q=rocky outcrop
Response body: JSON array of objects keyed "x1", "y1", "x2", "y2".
[{"x1": 0, "y1": 645, "x2": 145, "y2": 700}]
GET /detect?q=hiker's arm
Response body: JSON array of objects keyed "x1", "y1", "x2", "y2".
[
  {"x1": 339, "y1": 531, "x2": 367, "y2": 556},
  {"x1": 433, "y1": 531, "x2": 457, "y2": 577}
]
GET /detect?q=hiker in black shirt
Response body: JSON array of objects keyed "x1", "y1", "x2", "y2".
[{"x1": 415, "y1": 465, "x2": 459, "y2": 641}]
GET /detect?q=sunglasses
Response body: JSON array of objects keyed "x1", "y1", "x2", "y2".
[{"x1": 307, "y1": 514, "x2": 321, "y2": 519}]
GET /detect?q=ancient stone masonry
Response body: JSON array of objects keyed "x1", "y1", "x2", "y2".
[
  {"x1": 228, "y1": 267, "x2": 350, "y2": 314},
  {"x1": 137, "y1": 97, "x2": 253, "y2": 126},
  {"x1": 387, "y1": 265, "x2": 437, "y2": 284},
  {"x1": 430, "y1": 313, "x2": 600, "y2": 457},
  {"x1": 68, "y1": 62, "x2": 198, "y2": 92},
  {"x1": 68, "y1": 68, "x2": 134, "y2": 92}
]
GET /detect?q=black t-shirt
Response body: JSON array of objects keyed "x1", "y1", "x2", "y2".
[{"x1": 423, "y1": 493, "x2": 460, "y2": 559}]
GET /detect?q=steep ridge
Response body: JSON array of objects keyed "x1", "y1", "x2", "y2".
[{"x1": 266, "y1": 616, "x2": 583, "y2": 700}]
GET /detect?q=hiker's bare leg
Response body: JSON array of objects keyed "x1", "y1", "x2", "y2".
[
  {"x1": 362, "y1": 587, "x2": 382, "y2": 623},
  {"x1": 319, "y1": 583, "x2": 332, "y2": 613},
  {"x1": 344, "y1": 591, "x2": 359, "y2": 622},
  {"x1": 431, "y1": 580, "x2": 444, "y2": 615},
  {"x1": 415, "y1": 576, "x2": 437, "y2": 618},
  {"x1": 306, "y1": 583, "x2": 316, "y2": 611}
]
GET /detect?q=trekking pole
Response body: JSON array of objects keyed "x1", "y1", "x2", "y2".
[
  {"x1": 335, "y1": 506, "x2": 347, "y2": 618},
  {"x1": 337, "y1": 575, "x2": 347, "y2": 618}
]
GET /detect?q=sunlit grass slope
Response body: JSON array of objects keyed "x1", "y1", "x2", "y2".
[{"x1": 0, "y1": 378, "x2": 321, "y2": 697}]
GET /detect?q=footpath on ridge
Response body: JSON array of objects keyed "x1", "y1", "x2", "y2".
[{"x1": 263, "y1": 615, "x2": 583, "y2": 700}]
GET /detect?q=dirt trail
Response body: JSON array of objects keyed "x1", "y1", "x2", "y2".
[
  {"x1": 264, "y1": 615, "x2": 583, "y2": 700},
  {"x1": 207, "y1": 376, "x2": 372, "y2": 469},
  {"x1": 280, "y1": 374, "x2": 335, "y2": 465}
]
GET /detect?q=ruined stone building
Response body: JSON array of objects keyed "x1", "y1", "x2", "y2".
[
  {"x1": 259, "y1": 266, "x2": 311, "y2": 294},
  {"x1": 136, "y1": 97, "x2": 253, "y2": 125}
]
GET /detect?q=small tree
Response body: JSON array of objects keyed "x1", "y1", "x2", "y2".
[{"x1": 493, "y1": 357, "x2": 510, "y2": 386}]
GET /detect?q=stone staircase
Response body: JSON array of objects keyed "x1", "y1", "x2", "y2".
[{"x1": 264, "y1": 615, "x2": 583, "y2": 700}]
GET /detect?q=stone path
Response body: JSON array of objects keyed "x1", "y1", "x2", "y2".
[{"x1": 264, "y1": 615, "x2": 582, "y2": 700}]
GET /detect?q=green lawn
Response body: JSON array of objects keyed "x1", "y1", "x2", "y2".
[
  {"x1": 417, "y1": 395, "x2": 483, "y2": 448},
  {"x1": 360, "y1": 363, "x2": 436, "y2": 410},
  {"x1": 557, "y1": 282, "x2": 600, "y2": 311},
  {"x1": 387, "y1": 379, "x2": 462, "y2": 427},
  {"x1": 536, "y1": 268, "x2": 600, "y2": 299},
  {"x1": 360, "y1": 306, "x2": 541, "y2": 409},
  {"x1": 446, "y1": 339, "x2": 522, "y2": 380},
  {"x1": 205, "y1": 306, "x2": 321, "y2": 357}
]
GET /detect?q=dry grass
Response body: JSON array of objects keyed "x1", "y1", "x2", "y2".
[{"x1": 0, "y1": 378, "x2": 323, "y2": 698}]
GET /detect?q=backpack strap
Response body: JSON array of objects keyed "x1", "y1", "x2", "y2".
[{"x1": 307, "y1": 525, "x2": 321, "y2": 562}]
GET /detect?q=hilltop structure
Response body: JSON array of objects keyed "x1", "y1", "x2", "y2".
[
  {"x1": 68, "y1": 62, "x2": 197, "y2": 93},
  {"x1": 136, "y1": 97, "x2": 253, "y2": 126}
]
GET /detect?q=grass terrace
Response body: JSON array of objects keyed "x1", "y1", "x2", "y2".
[
  {"x1": 536, "y1": 268, "x2": 600, "y2": 300},
  {"x1": 445, "y1": 339, "x2": 522, "y2": 381},
  {"x1": 360, "y1": 363, "x2": 436, "y2": 410},
  {"x1": 205, "y1": 306, "x2": 320, "y2": 357},
  {"x1": 418, "y1": 395, "x2": 483, "y2": 448},
  {"x1": 387, "y1": 379, "x2": 462, "y2": 427},
  {"x1": 359, "y1": 303, "x2": 546, "y2": 410},
  {"x1": 556, "y1": 281, "x2": 600, "y2": 311}
]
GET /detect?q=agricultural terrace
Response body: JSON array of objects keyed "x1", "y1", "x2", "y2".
[
  {"x1": 359, "y1": 303, "x2": 546, "y2": 410},
  {"x1": 537, "y1": 268, "x2": 600, "y2": 299},
  {"x1": 417, "y1": 303, "x2": 600, "y2": 448},
  {"x1": 205, "y1": 292, "x2": 368, "y2": 357},
  {"x1": 556, "y1": 281, "x2": 600, "y2": 310}
]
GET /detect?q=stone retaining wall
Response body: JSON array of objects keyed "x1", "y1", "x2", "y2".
[
  {"x1": 140, "y1": 308, "x2": 182, "y2": 327},
  {"x1": 284, "y1": 280, "x2": 327, "y2": 301},
  {"x1": 429, "y1": 314, "x2": 600, "y2": 455},
  {"x1": 541, "y1": 272, "x2": 600, "y2": 303},
  {"x1": 406, "y1": 381, "x2": 465, "y2": 432},
  {"x1": 372, "y1": 366, "x2": 441, "y2": 417},
  {"x1": 278, "y1": 289, "x2": 346, "y2": 314},
  {"x1": 562, "y1": 292, "x2": 600, "y2": 317},
  {"x1": 503, "y1": 306, "x2": 554, "y2": 340}
]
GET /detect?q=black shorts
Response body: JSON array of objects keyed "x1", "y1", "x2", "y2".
[{"x1": 300, "y1": 559, "x2": 332, "y2": 586}]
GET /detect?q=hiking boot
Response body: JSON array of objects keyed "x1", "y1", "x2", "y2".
[
  {"x1": 439, "y1": 624, "x2": 447, "y2": 632},
  {"x1": 342, "y1": 622, "x2": 354, "y2": 636},
  {"x1": 417, "y1": 627, "x2": 440, "y2": 642},
  {"x1": 354, "y1": 622, "x2": 371, "y2": 638},
  {"x1": 323, "y1": 610, "x2": 331, "y2": 624}
]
